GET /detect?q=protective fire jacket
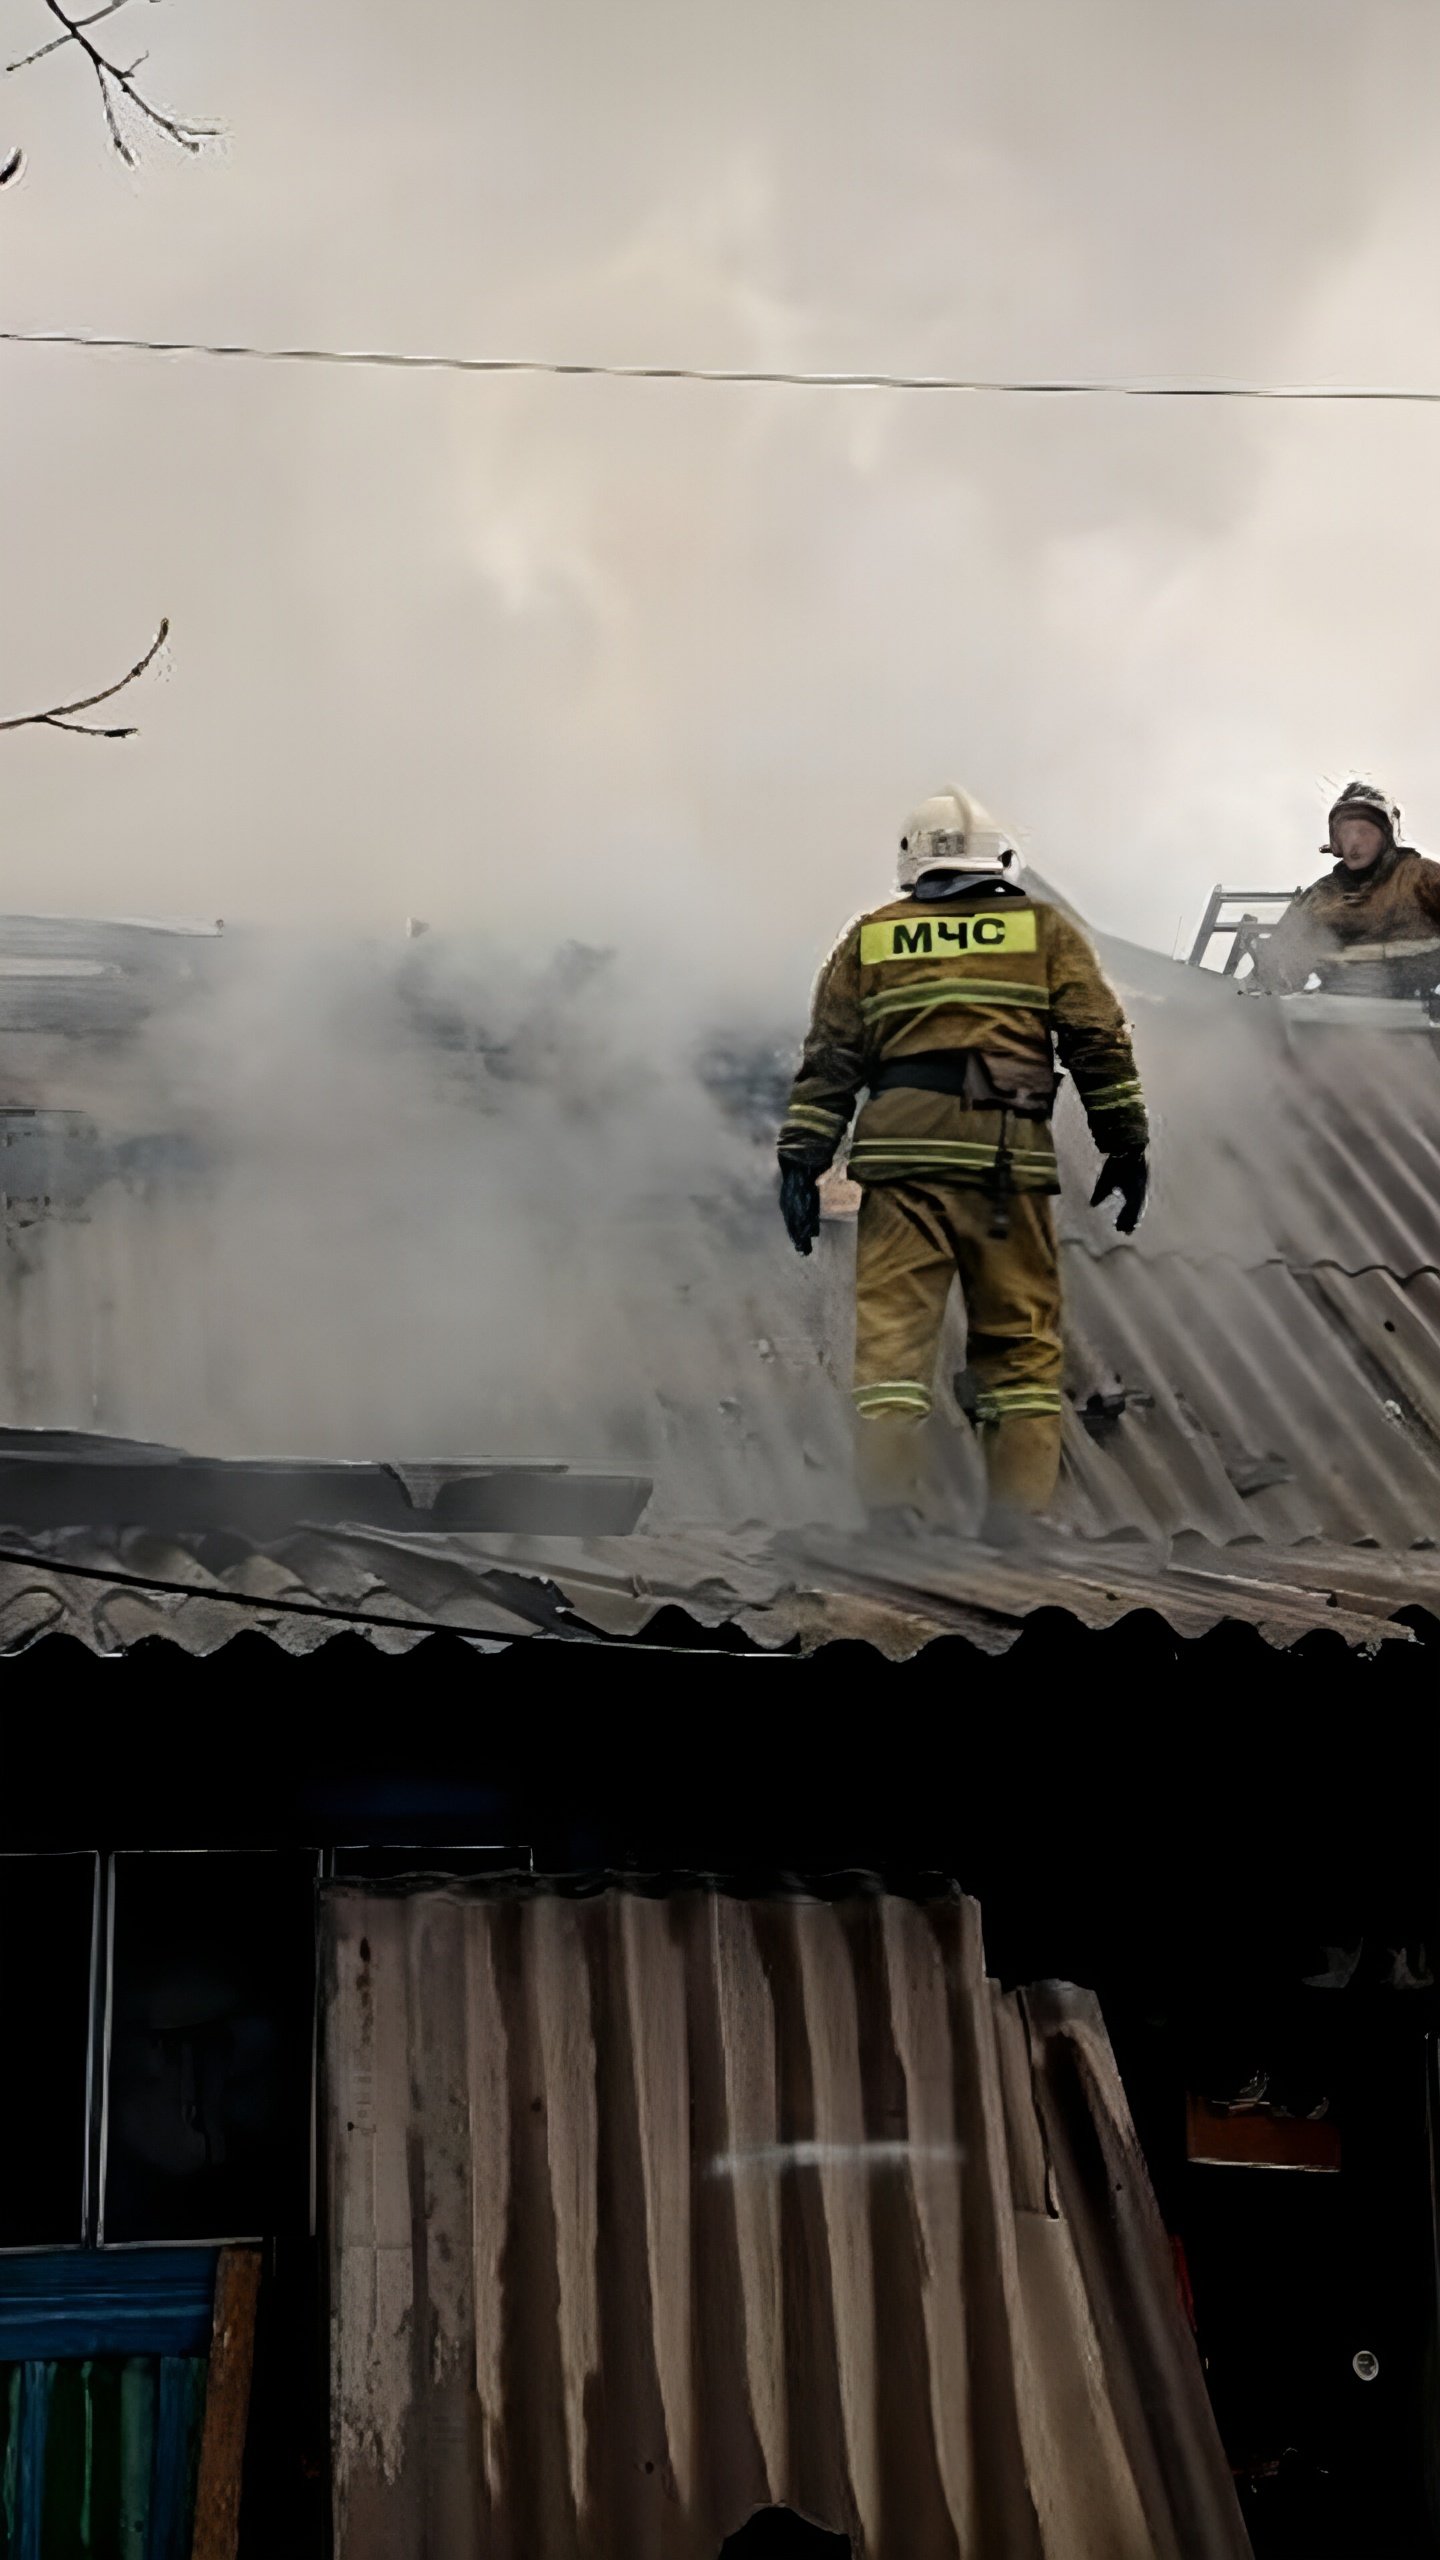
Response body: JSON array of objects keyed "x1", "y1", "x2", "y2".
[
  {"x1": 1256, "y1": 846, "x2": 1440, "y2": 993},
  {"x1": 779, "y1": 882, "x2": 1148, "y2": 1190}
]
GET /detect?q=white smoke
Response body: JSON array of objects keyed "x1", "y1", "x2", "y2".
[
  {"x1": 0, "y1": 0, "x2": 1435, "y2": 1504},
  {"x1": 2, "y1": 0, "x2": 1439, "y2": 970}
]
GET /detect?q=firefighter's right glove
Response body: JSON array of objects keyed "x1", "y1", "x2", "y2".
[
  {"x1": 779, "y1": 1163, "x2": 822, "y2": 1256},
  {"x1": 1090, "y1": 1147, "x2": 1149, "y2": 1236}
]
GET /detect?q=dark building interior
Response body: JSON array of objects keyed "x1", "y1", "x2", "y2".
[{"x1": 0, "y1": 1607, "x2": 1434, "y2": 2555}]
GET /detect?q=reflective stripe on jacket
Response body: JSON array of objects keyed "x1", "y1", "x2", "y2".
[
  {"x1": 778, "y1": 887, "x2": 1147, "y2": 1188},
  {"x1": 1258, "y1": 847, "x2": 1440, "y2": 992}
]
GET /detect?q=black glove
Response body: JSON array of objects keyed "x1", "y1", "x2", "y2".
[
  {"x1": 779, "y1": 1163, "x2": 822, "y2": 1256},
  {"x1": 1090, "y1": 1147, "x2": 1148, "y2": 1235}
]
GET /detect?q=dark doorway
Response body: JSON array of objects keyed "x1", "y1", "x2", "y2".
[{"x1": 720, "y1": 2509, "x2": 852, "y2": 2558}]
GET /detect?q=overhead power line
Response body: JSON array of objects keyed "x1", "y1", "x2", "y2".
[{"x1": 4, "y1": 325, "x2": 1440, "y2": 402}]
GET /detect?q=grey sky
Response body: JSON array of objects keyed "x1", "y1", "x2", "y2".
[{"x1": 4, "y1": 0, "x2": 1440, "y2": 973}]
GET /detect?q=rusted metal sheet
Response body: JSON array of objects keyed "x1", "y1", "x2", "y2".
[{"x1": 323, "y1": 1881, "x2": 1251, "y2": 2560}]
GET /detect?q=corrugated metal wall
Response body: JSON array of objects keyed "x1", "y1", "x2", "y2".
[{"x1": 325, "y1": 1882, "x2": 1251, "y2": 2560}]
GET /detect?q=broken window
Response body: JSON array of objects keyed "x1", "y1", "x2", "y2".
[
  {"x1": 102, "y1": 1851, "x2": 315, "y2": 2244},
  {"x1": 0, "y1": 1849, "x2": 315, "y2": 2247}
]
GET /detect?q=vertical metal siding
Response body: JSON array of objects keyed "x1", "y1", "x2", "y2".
[{"x1": 325, "y1": 1883, "x2": 1251, "y2": 2560}]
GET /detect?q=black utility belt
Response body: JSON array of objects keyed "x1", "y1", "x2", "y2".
[
  {"x1": 869, "y1": 1058, "x2": 973, "y2": 1097},
  {"x1": 868, "y1": 1052, "x2": 1057, "y2": 1115}
]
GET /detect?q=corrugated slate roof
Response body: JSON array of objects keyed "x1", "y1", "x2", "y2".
[
  {"x1": 0, "y1": 909, "x2": 1435, "y2": 1648},
  {"x1": 0, "y1": 1514, "x2": 1427, "y2": 1659},
  {"x1": 1054, "y1": 931, "x2": 1440, "y2": 1547}
]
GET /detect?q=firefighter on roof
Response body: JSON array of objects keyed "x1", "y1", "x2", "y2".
[
  {"x1": 1257, "y1": 781, "x2": 1440, "y2": 996},
  {"x1": 777, "y1": 788, "x2": 1149, "y2": 1524}
]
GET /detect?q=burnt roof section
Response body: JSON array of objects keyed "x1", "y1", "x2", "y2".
[{"x1": 0, "y1": 906, "x2": 1435, "y2": 1645}]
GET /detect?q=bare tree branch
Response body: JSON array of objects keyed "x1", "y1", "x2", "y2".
[
  {"x1": 0, "y1": 618, "x2": 169, "y2": 738},
  {"x1": 8, "y1": 1, "x2": 213, "y2": 161},
  {"x1": 8, "y1": 0, "x2": 130, "y2": 76},
  {"x1": 1, "y1": 24, "x2": 195, "y2": 749}
]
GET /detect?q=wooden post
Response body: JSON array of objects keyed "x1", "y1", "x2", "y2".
[{"x1": 189, "y1": 2246, "x2": 262, "y2": 2560}]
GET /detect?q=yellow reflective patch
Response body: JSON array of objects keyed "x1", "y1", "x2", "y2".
[{"x1": 860, "y1": 911, "x2": 1038, "y2": 964}]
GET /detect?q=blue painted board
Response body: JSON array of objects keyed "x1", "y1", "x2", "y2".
[{"x1": 0, "y1": 2254, "x2": 216, "y2": 2362}]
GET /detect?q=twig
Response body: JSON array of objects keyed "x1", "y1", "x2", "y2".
[
  {"x1": 8, "y1": 0, "x2": 129, "y2": 74},
  {"x1": 0, "y1": 616, "x2": 169, "y2": 738},
  {"x1": 8, "y1": 0, "x2": 213, "y2": 162}
]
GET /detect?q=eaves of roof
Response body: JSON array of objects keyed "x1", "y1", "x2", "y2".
[{"x1": 0, "y1": 1514, "x2": 1430, "y2": 1664}]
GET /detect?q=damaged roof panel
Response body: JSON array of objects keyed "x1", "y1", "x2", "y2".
[{"x1": 1059, "y1": 1252, "x2": 1440, "y2": 1549}]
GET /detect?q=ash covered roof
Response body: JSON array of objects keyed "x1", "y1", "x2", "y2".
[
  {"x1": 1058, "y1": 917, "x2": 1440, "y2": 1549},
  {"x1": 0, "y1": 905, "x2": 1435, "y2": 1655}
]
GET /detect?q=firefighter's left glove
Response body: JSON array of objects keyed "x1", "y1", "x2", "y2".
[
  {"x1": 1090, "y1": 1147, "x2": 1148, "y2": 1236},
  {"x1": 779, "y1": 1163, "x2": 822, "y2": 1256}
]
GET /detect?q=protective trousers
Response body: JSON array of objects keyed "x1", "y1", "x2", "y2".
[{"x1": 852, "y1": 1180, "x2": 1064, "y2": 1511}]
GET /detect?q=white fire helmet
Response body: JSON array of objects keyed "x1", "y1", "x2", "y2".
[
  {"x1": 897, "y1": 787, "x2": 1016, "y2": 893},
  {"x1": 1327, "y1": 780, "x2": 1400, "y2": 849}
]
